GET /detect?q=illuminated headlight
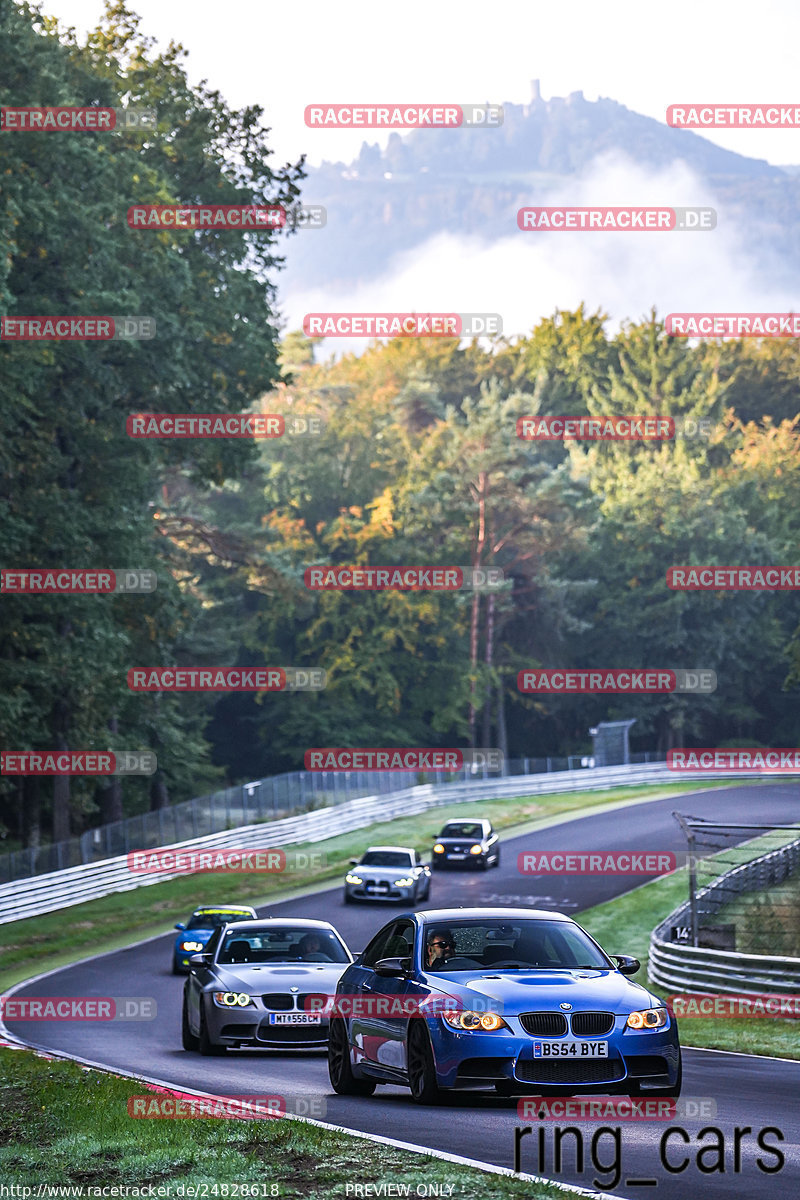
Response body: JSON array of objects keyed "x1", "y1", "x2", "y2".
[
  {"x1": 626, "y1": 1007, "x2": 667, "y2": 1030},
  {"x1": 345, "y1": 874, "x2": 362, "y2": 885},
  {"x1": 181, "y1": 941, "x2": 204, "y2": 952},
  {"x1": 395, "y1": 878, "x2": 414, "y2": 888},
  {"x1": 442, "y1": 1010, "x2": 508, "y2": 1031},
  {"x1": 213, "y1": 992, "x2": 254, "y2": 1008},
  {"x1": 469, "y1": 844, "x2": 483, "y2": 855},
  {"x1": 433, "y1": 844, "x2": 445, "y2": 854}
]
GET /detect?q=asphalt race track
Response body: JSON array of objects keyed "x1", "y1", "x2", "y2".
[{"x1": 7, "y1": 783, "x2": 800, "y2": 1199}]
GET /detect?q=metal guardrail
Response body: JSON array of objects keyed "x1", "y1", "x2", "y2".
[
  {"x1": 649, "y1": 836, "x2": 800, "y2": 994},
  {"x1": 0, "y1": 760, "x2": 762, "y2": 926},
  {"x1": 1, "y1": 752, "x2": 661, "y2": 884}
]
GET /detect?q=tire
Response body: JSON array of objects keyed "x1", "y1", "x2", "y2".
[
  {"x1": 344, "y1": 891, "x2": 354, "y2": 904},
  {"x1": 328, "y1": 1018, "x2": 376, "y2": 1096},
  {"x1": 181, "y1": 994, "x2": 199, "y2": 1051},
  {"x1": 198, "y1": 1000, "x2": 226, "y2": 1056},
  {"x1": 628, "y1": 1054, "x2": 682, "y2": 1098},
  {"x1": 492, "y1": 848, "x2": 501, "y2": 868},
  {"x1": 407, "y1": 1021, "x2": 443, "y2": 1105},
  {"x1": 479, "y1": 856, "x2": 489, "y2": 871},
  {"x1": 172, "y1": 959, "x2": 183, "y2": 976}
]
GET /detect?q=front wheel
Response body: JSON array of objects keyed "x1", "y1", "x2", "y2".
[
  {"x1": 407, "y1": 1021, "x2": 443, "y2": 1105},
  {"x1": 198, "y1": 1001, "x2": 226, "y2": 1056},
  {"x1": 181, "y1": 995, "x2": 198, "y2": 1051},
  {"x1": 328, "y1": 1018, "x2": 376, "y2": 1095},
  {"x1": 492, "y1": 848, "x2": 501, "y2": 868}
]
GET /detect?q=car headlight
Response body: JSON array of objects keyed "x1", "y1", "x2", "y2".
[
  {"x1": 626, "y1": 1007, "x2": 667, "y2": 1030},
  {"x1": 395, "y1": 877, "x2": 414, "y2": 887},
  {"x1": 345, "y1": 873, "x2": 363, "y2": 885},
  {"x1": 442, "y1": 1010, "x2": 508, "y2": 1031},
  {"x1": 181, "y1": 941, "x2": 204, "y2": 952},
  {"x1": 433, "y1": 844, "x2": 445, "y2": 854},
  {"x1": 469, "y1": 844, "x2": 483, "y2": 855},
  {"x1": 213, "y1": 992, "x2": 254, "y2": 1008}
]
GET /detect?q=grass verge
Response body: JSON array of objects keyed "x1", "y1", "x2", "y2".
[
  {"x1": 578, "y1": 869, "x2": 800, "y2": 1059},
  {"x1": 0, "y1": 1045, "x2": 570, "y2": 1198},
  {"x1": 0, "y1": 780, "x2": 731, "y2": 993}
]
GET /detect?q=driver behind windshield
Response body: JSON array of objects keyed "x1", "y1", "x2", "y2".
[{"x1": 426, "y1": 928, "x2": 456, "y2": 970}]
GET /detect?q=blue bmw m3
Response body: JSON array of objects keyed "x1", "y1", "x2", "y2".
[{"x1": 328, "y1": 907, "x2": 681, "y2": 1105}]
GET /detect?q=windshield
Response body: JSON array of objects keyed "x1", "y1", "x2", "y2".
[
  {"x1": 218, "y1": 926, "x2": 350, "y2": 965},
  {"x1": 422, "y1": 919, "x2": 611, "y2": 972},
  {"x1": 360, "y1": 851, "x2": 414, "y2": 868},
  {"x1": 186, "y1": 910, "x2": 252, "y2": 930},
  {"x1": 439, "y1": 823, "x2": 484, "y2": 838}
]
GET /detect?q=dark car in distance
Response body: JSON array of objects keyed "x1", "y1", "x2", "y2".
[{"x1": 432, "y1": 819, "x2": 500, "y2": 869}]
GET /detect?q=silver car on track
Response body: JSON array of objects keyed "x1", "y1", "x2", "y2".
[
  {"x1": 344, "y1": 845, "x2": 432, "y2": 904},
  {"x1": 182, "y1": 918, "x2": 352, "y2": 1054}
]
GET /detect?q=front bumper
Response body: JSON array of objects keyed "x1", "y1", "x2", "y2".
[
  {"x1": 433, "y1": 849, "x2": 487, "y2": 868},
  {"x1": 344, "y1": 881, "x2": 419, "y2": 902},
  {"x1": 427, "y1": 1016, "x2": 681, "y2": 1090},
  {"x1": 205, "y1": 1002, "x2": 331, "y2": 1048}
]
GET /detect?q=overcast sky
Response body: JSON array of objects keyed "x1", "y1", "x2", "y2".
[{"x1": 39, "y1": 0, "x2": 800, "y2": 169}]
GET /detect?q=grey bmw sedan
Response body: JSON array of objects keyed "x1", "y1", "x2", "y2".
[{"x1": 182, "y1": 918, "x2": 353, "y2": 1054}]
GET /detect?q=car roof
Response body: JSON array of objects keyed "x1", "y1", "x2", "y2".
[
  {"x1": 192, "y1": 905, "x2": 256, "y2": 915},
  {"x1": 362, "y1": 845, "x2": 416, "y2": 854},
  {"x1": 415, "y1": 907, "x2": 575, "y2": 924},
  {"x1": 219, "y1": 918, "x2": 342, "y2": 932},
  {"x1": 439, "y1": 818, "x2": 491, "y2": 828}
]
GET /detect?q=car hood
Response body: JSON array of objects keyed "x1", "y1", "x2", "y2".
[
  {"x1": 177, "y1": 927, "x2": 214, "y2": 941},
  {"x1": 421, "y1": 969, "x2": 658, "y2": 1014},
  {"x1": 437, "y1": 837, "x2": 485, "y2": 845},
  {"x1": 351, "y1": 866, "x2": 417, "y2": 879},
  {"x1": 212, "y1": 963, "x2": 349, "y2": 990}
]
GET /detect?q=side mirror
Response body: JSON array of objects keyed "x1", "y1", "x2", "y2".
[
  {"x1": 188, "y1": 953, "x2": 209, "y2": 968},
  {"x1": 174, "y1": 922, "x2": 186, "y2": 931},
  {"x1": 612, "y1": 955, "x2": 641, "y2": 976},
  {"x1": 374, "y1": 956, "x2": 412, "y2": 978},
  {"x1": 349, "y1": 858, "x2": 359, "y2": 866}
]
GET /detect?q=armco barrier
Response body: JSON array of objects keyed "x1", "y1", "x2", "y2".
[
  {"x1": 649, "y1": 836, "x2": 800, "y2": 995},
  {"x1": 0, "y1": 761, "x2": 769, "y2": 925}
]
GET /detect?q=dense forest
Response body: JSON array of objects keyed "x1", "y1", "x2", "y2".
[{"x1": 2, "y1": 1, "x2": 799, "y2": 852}]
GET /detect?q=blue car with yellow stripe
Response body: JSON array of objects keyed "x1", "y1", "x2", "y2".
[{"x1": 172, "y1": 905, "x2": 258, "y2": 974}]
